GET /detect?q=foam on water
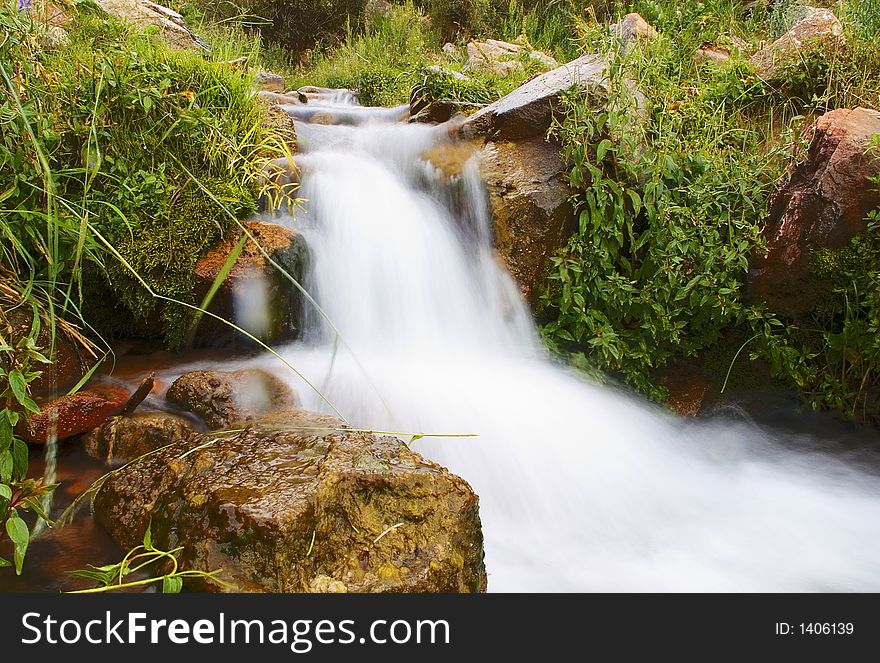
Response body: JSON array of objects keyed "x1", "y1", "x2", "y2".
[{"x1": 213, "y1": 95, "x2": 880, "y2": 591}]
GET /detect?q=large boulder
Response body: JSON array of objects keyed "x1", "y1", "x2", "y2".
[
  {"x1": 749, "y1": 107, "x2": 880, "y2": 315},
  {"x1": 166, "y1": 368, "x2": 300, "y2": 429},
  {"x1": 453, "y1": 54, "x2": 641, "y2": 302},
  {"x1": 459, "y1": 53, "x2": 609, "y2": 142},
  {"x1": 749, "y1": 7, "x2": 843, "y2": 80},
  {"x1": 81, "y1": 411, "x2": 194, "y2": 464},
  {"x1": 92, "y1": 410, "x2": 487, "y2": 592},
  {"x1": 191, "y1": 221, "x2": 309, "y2": 347}
]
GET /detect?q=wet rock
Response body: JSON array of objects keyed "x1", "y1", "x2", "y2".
[
  {"x1": 191, "y1": 221, "x2": 309, "y2": 347},
  {"x1": 254, "y1": 70, "x2": 285, "y2": 93},
  {"x1": 749, "y1": 7, "x2": 843, "y2": 80},
  {"x1": 92, "y1": 410, "x2": 487, "y2": 593},
  {"x1": 459, "y1": 53, "x2": 610, "y2": 141},
  {"x1": 476, "y1": 138, "x2": 576, "y2": 303},
  {"x1": 663, "y1": 361, "x2": 713, "y2": 417},
  {"x1": 749, "y1": 107, "x2": 880, "y2": 316},
  {"x1": 465, "y1": 39, "x2": 557, "y2": 77},
  {"x1": 610, "y1": 13, "x2": 658, "y2": 53},
  {"x1": 166, "y1": 368, "x2": 299, "y2": 429},
  {"x1": 17, "y1": 385, "x2": 130, "y2": 444},
  {"x1": 82, "y1": 411, "x2": 194, "y2": 464}
]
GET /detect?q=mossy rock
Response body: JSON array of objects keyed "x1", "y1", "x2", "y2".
[{"x1": 92, "y1": 409, "x2": 488, "y2": 592}]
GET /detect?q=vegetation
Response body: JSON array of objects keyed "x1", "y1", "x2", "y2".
[
  {"x1": 538, "y1": 1, "x2": 880, "y2": 421},
  {"x1": 0, "y1": 332, "x2": 55, "y2": 574},
  {"x1": 1, "y1": 7, "x2": 289, "y2": 347}
]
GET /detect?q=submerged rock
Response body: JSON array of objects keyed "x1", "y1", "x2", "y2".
[
  {"x1": 18, "y1": 385, "x2": 130, "y2": 444},
  {"x1": 749, "y1": 7, "x2": 843, "y2": 80},
  {"x1": 82, "y1": 411, "x2": 194, "y2": 464},
  {"x1": 92, "y1": 410, "x2": 487, "y2": 592},
  {"x1": 749, "y1": 107, "x2": 880, "y2": 315},
  {"x1": 191, "y1": 221, "x2": 309, "y2": 347},
  {"x1": 166, "y1": 368, "x2": 299, "y2": 429}
]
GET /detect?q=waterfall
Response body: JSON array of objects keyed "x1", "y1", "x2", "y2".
[{"x1": 248, "y1": 95, "x2": 880, "y2": 591}]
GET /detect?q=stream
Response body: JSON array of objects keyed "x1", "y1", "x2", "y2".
[{"x1": 6, "y1": 93, "x2": 880, "y2": 592}]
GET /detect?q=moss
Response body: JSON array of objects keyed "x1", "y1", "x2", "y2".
[{"x1": 103, "y1": 178, "x2": 258, "y2": 347}]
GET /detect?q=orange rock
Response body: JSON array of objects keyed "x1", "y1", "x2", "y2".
[{"x1": 17, "y1": 386, "x2": 130, "y2": 443}]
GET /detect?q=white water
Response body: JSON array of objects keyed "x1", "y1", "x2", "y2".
[{"x1": 239, "y1": 97, "x2": 880, "y2": 591}]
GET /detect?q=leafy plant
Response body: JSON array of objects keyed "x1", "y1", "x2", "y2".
[
  {"x1": 540, "y1": 6, "x2": 784, "y2": 398},
  {"x1": 68, "y1": 524, "x2": 226, "y2": 593},
  {"x1": 0, "y1": 333, "x2": 55, "y2": 575}
]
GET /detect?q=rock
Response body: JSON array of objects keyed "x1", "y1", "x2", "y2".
[
  {"x1": 92, "y1": 410, "x2": 487, "y2": 592},
  {"x1": 166, "y1": 368, "x2": 299, "y2": 429},
  {"x1": 459, "y1": 53, "x2": 610, "y2": 141},
  {"x1": 82, "y1": 411, "x2": 194, "y2": 464},
  {"x1": 91, "y1": 0, "x2": 209, "y2": 51},
  {"x1": 442, "y1": 42, "x2": 458, "y2": 55},
  {"x1": 749, "y1": 107, "x2": 880, "y2": 316},
  {"x1": 663, "y1": 361, "x2": 713, "y2": 417},
  {"x1": 610, "y1": 13, "x2": 658, "y2": 53},
  {"x1": 365, "y1": 0, "x2": 391, "y2": 20},
  {"x1": 749, "y1": 7, "x2": 843, "y2": 80},
  {"x1": 694, "y1": 42, "x2": 731, "y2": 65},
  {"x1": 254, "y1": 70, "x2": 285, "y2": 93},
  {"x1": 42, "y1": 24, "x2": 69, "y2": 49},
  {"x1": 476, "y1": 138, "x2": 576, "y2": 303},
  {"x1": 17, "y1": 385, "x2": 130, "y2": 444},
  {"x1": 465, "y1": 39, "x2": 558, "y2": 77},
  {"x1": 452, "y1": 53, "x2": 645, "y2": 301},
  {"x1": 191, "y1": 221, "x2": 309, "y2": 347},
  {"x1": 0, "y1": 307, "x2": 96, "y2": 396},
  {"x1": 424, "y1": 65, "x2": 470, "y2": 81}
]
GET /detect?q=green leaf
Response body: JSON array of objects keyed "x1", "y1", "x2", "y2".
[
  {"x1": 0, "y1": 414, "x2": 11, "y2": 452},
  {"x1": 12, "y1": 439, "x2": 27, "y2": 481},
  {"x1": 0, "y1": 484, "x2": 10, "y2": 500},
  {"x1": 596, "y1": 138, "x2": 613, "y2": 162},
  {"x1": 0, "y1": 556, "x2": 11, "y2": 568},
  {"x1": 7, "y1": 370, "x2": 29, "y2": 407},
  {"x1": 143, "y1": 524, "x2": 153, "y2": 550},
  {"x1": 6, "y1": 513, "x2": 29, "y2": 575},
  {"x1": 0, "y1": 451, "x2": 12, "y2": 483},
  {"x1": 162, "y1": 575, "x2": 183, "y2": 593}
]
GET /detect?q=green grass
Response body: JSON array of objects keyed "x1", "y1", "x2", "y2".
[{"x1": 0, "y1": 5, "x2": 290, "y2": 347}]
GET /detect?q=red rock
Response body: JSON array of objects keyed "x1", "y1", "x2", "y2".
[
  {"x1": 17, "y1": 386, "x2": 130, "y2": 444},
  {"x1": 750, "y1": 107, "x2": 880, "y2": 315}
]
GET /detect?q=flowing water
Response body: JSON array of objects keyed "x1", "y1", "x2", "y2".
[
  {"x1": 216, "y1": 94, "x2": 880, "y2": 591},
  {"x1": 15, "y1": 95, "x2": 877, "y2": 593}
]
